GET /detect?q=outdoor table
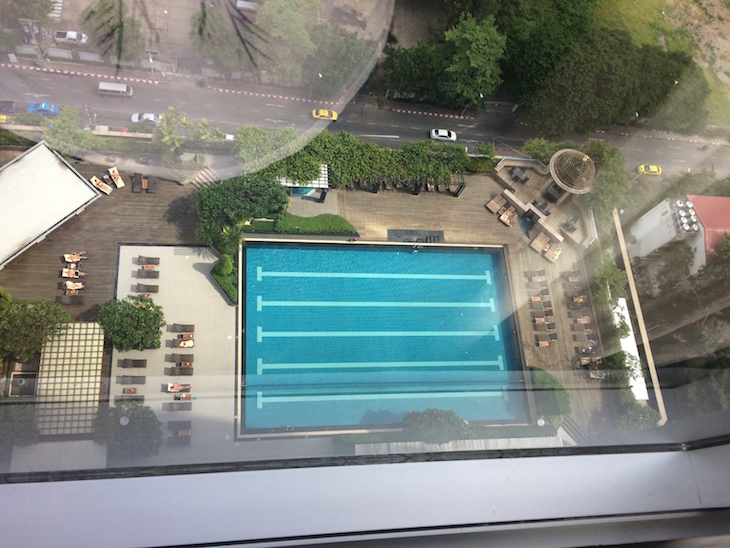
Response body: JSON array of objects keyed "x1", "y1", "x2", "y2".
[{"x1": 178, "y1": 333, "x2": 194, "y2": 340}]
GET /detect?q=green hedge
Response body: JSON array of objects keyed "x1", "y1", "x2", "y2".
[
  {"x1": 529, "y1": 367, "x2": 572, "y2": 416},
  {"x1": 274, "y1": 212, "x2": 356, "y2": 235},
  {"x1": 212, "y1": 254, "x2": 237, "y2": 304},
  {"x1": 243, "y1": 219, "x2": 276, "y2": 232}
]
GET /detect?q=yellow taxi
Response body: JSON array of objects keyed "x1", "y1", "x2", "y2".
[
  {"x1": 312, "y1": 109, "x2": 338, "y2": 121},
  {"x1": 638, "y1": 164, "x2": 662, "y2": 176}
]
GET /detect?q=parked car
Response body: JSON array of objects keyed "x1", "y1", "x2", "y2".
[
  {"x1": 638, "y1": 164, "x2": 662, "y2": 176},
  {"x1": 28, "y1": 102, "x2": 60, "y2": 116},
  {"x1": 430, "y1": 129, "x2": 457, "y2": 142},
  {"x1": 54, "y1": 30, "x2": 88, "y2": 45},
  {"x1": 0, "y1": 101, "x2": 15, "y2": 114},
  {"x1": 131, "y1": 113, "x2": 161, "y2": 124},
  {"x1": 312, "y1": 109, "x2": 338, "y2": 121}
]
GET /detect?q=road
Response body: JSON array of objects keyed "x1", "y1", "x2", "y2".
[{"x1": 2, "y1": 65, "x2": 729, "y2": 178}]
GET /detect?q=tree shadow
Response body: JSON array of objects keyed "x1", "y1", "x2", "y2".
[{"x1": 165, "y1": 193, "x2": 200, "y2": 242}]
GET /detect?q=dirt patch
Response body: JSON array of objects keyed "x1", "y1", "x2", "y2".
[
  {"x1": 389, "y1": 0, "x2": 451, "y2": 48},
  {"x1": 666, "y1": 0, "x2": 730, "y2": 83}
]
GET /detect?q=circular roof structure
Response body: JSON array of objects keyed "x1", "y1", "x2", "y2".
[{"x1": 549, "y1": 149, "x2": 596, "y2": 195}]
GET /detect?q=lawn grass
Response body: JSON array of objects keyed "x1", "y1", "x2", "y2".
[
  {"x1": 704, "y1": 67, "x2": 730, "y2": 126},
  {"x1": 593, "y1": 0, "x2": 693, "y2": 52}
]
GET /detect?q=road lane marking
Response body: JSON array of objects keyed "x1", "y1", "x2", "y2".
[
  {"x1": 358, "y1": 134, "x2": 400, "y2": 139},
  {"x1": 265, "y1": 103, "x2": 286, "y2": 108}
]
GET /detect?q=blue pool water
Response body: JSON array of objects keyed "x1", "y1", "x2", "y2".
[{"x1": 244, "y1": 243, "x2": 527, "y2": 430}]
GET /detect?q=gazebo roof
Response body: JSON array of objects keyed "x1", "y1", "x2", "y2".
[{"x1": 549, "y1": 149, "x2": 596, "y2": 195}]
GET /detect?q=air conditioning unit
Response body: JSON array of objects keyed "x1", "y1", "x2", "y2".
[
  {"x1": 676, "y1": 200, "x2": 685, "y2": 208},
  {"x1": 685, "y1": 200, "x2": 694, "y2": 208},
  {"x1": 688, "y1": 208, "x2": 696, "y2": 216},
  {"x1": 678, "y1": 209, "x2": 687, "y2": 217},
  {"x1": 692, "y1": 224, "x2": 699, "y2": 232}
]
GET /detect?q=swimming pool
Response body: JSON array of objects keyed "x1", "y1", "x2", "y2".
[{"x1": 243, "y1": 243, "x2": 527, "y2": 431}]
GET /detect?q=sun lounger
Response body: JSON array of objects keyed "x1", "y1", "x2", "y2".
[
  {"x1": 90, "y1": 175, "x2": 113, "y2": 194},
  {"x1": 528, "y1": 301, "x2": 544, "y2": 310},
  {"x1": 136, "y1": 283, "x2": 159, "y2": 293},
  {"x1": 168, "y1": 420, "x2": 191, "y2": 431},
  {"x1": 121, "y1": 359, "x2": 147, "y2": 368},
  {"x1": 171, "y1": 353, "x2": 194, "y2": 362},
  {"x1": 167, "y1": 435, "x2": 192, "y2": 446},
  {"x1": 57, "y1": 295, "x2": 84, "y2": 305},
  {"x1": 64, "y1": 253, "x2": 88, "y2": 262},
  {"x1": 549, "y1": 333, "x2": 558, "y2": 340},
  {"x1": 115, "y1": 395, "x2": 145, "y2": 403},
  {"x1": 166, "y1": 383, "x2": 191, "y2": 393},
  {"x1": 166, "y1": 401, "x2": 192, "y2": 411},
  {"x1": 172, "y1": 324, "x2": 195, "y2": 332},
  {"x1": 485, "y1": 195, "x2": 507, "y2": 213},
  {"x1": 117, "y1": 376, "x2": 146, "y2": 385},
  {"x1": 173, "y1": 339, "x2": 194, "y2": 348},
  {"x1": 146, "y1": 177, "x2": 157, "y2": 194},
  {"x1": 65, "y1": 281, "x2": 84, "y2": 290},
  {"x1": 108, "y1": 166, "x2": 125, "y2": 188},
  {"x1": 131, "y1": 173, "x2": 142, "y2": 193},
  {"x1": 137, "y1": 269, "x2": 160, "y2": 278},
  {"x1": 138, "y1": 256, "x2": 160, "y2": 265},
  {"x1": 170, "y1": 367, "x2": 194, "y2": 376}
]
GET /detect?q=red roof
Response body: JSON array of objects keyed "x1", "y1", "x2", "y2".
[{"x1": 686, "y1": 194, "x2": 730, "y2": 258}]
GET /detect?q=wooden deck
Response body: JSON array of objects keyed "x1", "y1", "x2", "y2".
[{"x1": 0, "y1": 161, "x2": 200, "y2": 321}]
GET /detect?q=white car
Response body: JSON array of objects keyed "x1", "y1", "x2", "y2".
[
  {"x1": 430, "y1": 129, "x2": 457, "y2": 142},
  {"x1": 131, "y1": 113, "x2": 161, "y2": 124}
]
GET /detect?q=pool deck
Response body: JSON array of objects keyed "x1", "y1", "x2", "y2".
[{"x1": 0, "y1": 164, "x2": 602, "y2": 466}]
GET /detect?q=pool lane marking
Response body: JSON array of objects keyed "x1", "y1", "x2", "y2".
[
  {"x1": 257, "y1": 355, "x2": 504, "y2": 374},
  {"x1": 256, "y1": 266, "x2": 492, "y2": 284},
  {"x1": 256, "y1": 295, "x2": 495, "y2": 312},
  {"x1": 256, "y1": 325, "x2": 500, "y2": 342},
  {"x1": 257, "y1": 389, "x2": 503, "y2": 408}
]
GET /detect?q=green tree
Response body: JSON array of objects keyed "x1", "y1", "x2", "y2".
[
  {"x1": 0, "y1": 285, "x2": 12, "y2": 315},
  {"x1": 403, "y1": 408, "x2": 471, "y2": 445},
  {"x1": 442, "y1": 13, "x2": 506, "y2": 106},
  {"x1": 44, "y1": 107, "x2": 100, "y2": 155},
  {"x1": 80, "y1": 0, "x2": 145, "y2": 62},
  {"x1": 522, "y1": 138, "x2": 577, "y2": 164},
  {"x1": 256, "y1": 0, "x2": 320, "y2": 86},
  {"x1": 99, "y1": 295, "x2": 165, "y2": 352},
  {"x1": 581, "y1": 139, "x2": 617, "y2": 169},
  {"x1": 93, "y1": 401, "x2": 163, "y2": 458},
  {"x1": 699, "y1": 234, "x2": 730, "y2": 284},
  {"x1": 235, "y1": 126, "x2": 299, "y2": 171},
  {"x1": 196, "y1": 174, "x2": 290, "y2": 226},
  {"x1": 530, "y1": 367, "x2": 571, "y2": 416},
  {"x1": 153, "y1": 107, "x2": 186, "y2": 157},
  {"x1": 582, "y1": 148, "x2": 631, "y2": 220},
  {"x1": 499, "y1": 0, "x2": 597, "y2": 103},
  {"x1": 189, "y1": 8, "x2": 254, "y2": 76},
  {"x1": 590, "y1": 262, "x2": 627, "y2": 307},
  {"x1": 648, "y1": 62, "x2": 709, "y2": 133},
  {"x1": 0, "y1": 300, "x2": 69, "y2": 362},
  {"x1": 617, "y1": 397, "x2": 662, "y2": 433},
  {"x1": 0, "y1": 0, "x2": 53, "y2": 26},
  {"x1": 310, "y1": 26, "x2": 373, "y2": 98}
]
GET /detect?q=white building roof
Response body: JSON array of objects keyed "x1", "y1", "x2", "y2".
[
  {"x1": 626, "y1": 199, "x2": 678, "y2": 260},
  {"x1": 615, "y1": 298, "x2": 649, "y2": 402},
  {"x1": 0, "y1": 141, "x2": 100, "y2": 269}
]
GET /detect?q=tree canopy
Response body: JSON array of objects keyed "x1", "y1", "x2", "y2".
[
  {"x1": 528, "y1": 28, "x2": 695, "y2": 137},
  {"x1": 189, "y1": 7, "x2": 256, "y2": 76},
  {"x1": 80, "y1": 0, "x2": 145, "y2": 62},
  {"x1": 581, "y1": 146, "x2": 631, "y2": 220},
  {"x1": 99, "y1": 295, "x2": 165, "y2": 352},
  {"x1": 44, "y1": 107, "x2": 100, "y2": 155},
  {"x1": 0, "y1": 298, "x2": 69, "y2": 362},
  {"x1": 309, "y1": 26, "x2": 374, "y2": 99},
  {"x1": 384, "y1": 13, "x2": 505, "y2": 108},
  {"x1": 255, "y1": 0, "x2": 320, "y2": 86},
  {"x1": 403, "y1": 408, "x2": 471, "y2": 445},
  {"x1": 93, "y1": 401, "x2": 163, "y2": 458}
]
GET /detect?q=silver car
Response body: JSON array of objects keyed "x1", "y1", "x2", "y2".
[{"x1": 430, "y1": 129, "x2": 457, "y2": 142}]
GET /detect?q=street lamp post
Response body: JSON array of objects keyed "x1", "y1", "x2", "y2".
[{"x1": 308, "y1": 72, "x2": 322, "y2": 100}]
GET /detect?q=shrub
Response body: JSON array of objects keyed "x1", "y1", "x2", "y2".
[
  {"x1": 212, "y1": 271, "x2": 238, "y2": 303},
  {"x1": 530, "y1": 367, "x2": 572, "y2": 416},
  {"x1": 403, "y1": 408, "x2": 471, "y2": 445},
  {"x1": 274, "y1": 212, "x2": 356, "y2": 235},
  {"x1": 93, "y1": 401, "x2": 163, "y2": 458},
  {"x1": 213, "y1": 254, "x2": 233, "y2": 276}
]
